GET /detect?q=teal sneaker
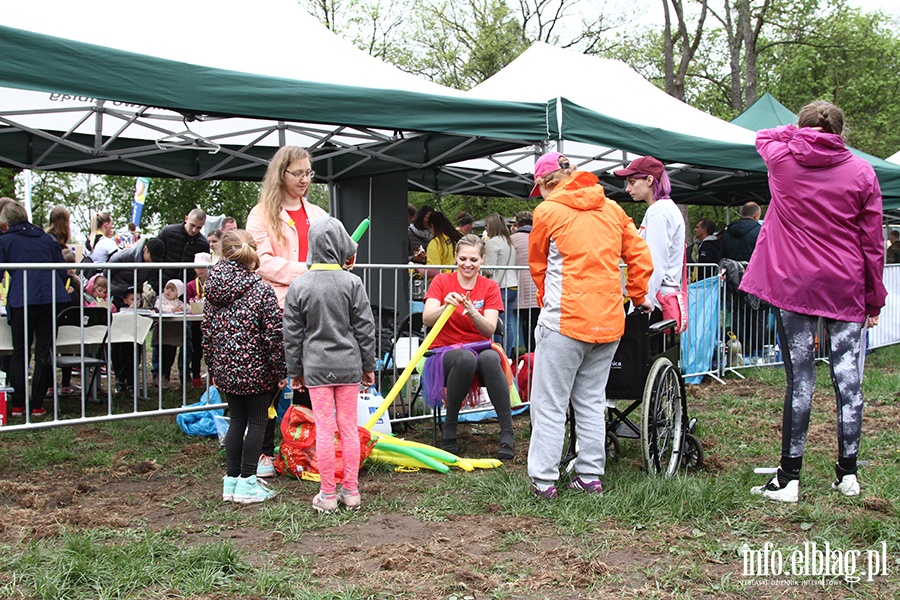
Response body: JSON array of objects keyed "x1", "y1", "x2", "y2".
[
  {"x1": 222, "y1": 475, "x2": 238, "y2": 502},
  {"x1": 233, "y1": 475, "x2": 277, "y2": 504}
]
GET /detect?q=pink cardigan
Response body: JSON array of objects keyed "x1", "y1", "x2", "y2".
[{"x1": 246, "y1": 199, "x2": 328, "y2": 308}]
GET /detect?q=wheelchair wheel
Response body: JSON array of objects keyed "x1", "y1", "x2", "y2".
[
  {"x1": 640, "y1": 357, "x2": 686, "y2": 477},
  {"x1": 681, "y1": 433, "x2": 704, "y2": 470},
  {"x1": 606, "y1": 431, "x2": 620, "y2": 461}
]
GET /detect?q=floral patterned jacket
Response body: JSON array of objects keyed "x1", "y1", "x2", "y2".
[{"x1": 202, "y1": 259, "x2": 286, "y2": 395}]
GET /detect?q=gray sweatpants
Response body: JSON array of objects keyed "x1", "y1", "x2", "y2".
[
  {"x1": 776, "y1": 309, "x2": 864, "y2": 475},
  {"x1": 527, "y1": 325, "x2": 619, "y2": 486}
]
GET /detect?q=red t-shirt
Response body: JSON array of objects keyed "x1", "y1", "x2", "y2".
[
  {"x1": 425, "y1": 273, "x2": 503, "y2": 347},
  {"x1": 286, "y1": 206, "x2": 310, "y2": 262}
]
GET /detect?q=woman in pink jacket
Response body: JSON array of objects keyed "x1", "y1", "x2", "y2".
[
  {"x1": 245, "y1": 145, "x2": 328, "y2": 475},
  {"x1": 246, "y1": 146, "x2": 328, "y2": 309},
  {"x1": 742, "y1": 101, "x2": 887, "y2": 503}
]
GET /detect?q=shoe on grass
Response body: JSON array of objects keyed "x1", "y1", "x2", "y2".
[
  {"x1": 256, "y1": 455, "x2": 276, "y2": 478},
  {"x1": 233, "y1": 475, "x2": 276, "y2": 504},
  {"x1": 832, "y1": 473, "x2": 860, "y2": 497},
  {"x1": 222, "y1": 475, "x2": 238, "y2": 502},
  {"x1": 11, "y1": 406, "x2": 25, "y2": 417},
  {"x1": 338, "y1": 488, "x2": 362, "y2": 510},
  {"x1": 751, "y1": 474, "x2": 799, "y2": 503},
  {"x1": 567, "y1": 476, "x2": 604, "y2": 494},
  {"x1": 192, "y1": 377, "x2": 203, "y2": 388},
  {"x1": 531, "y1": 482, "x2": 558, "y2": 500},
  {"x1": 312, "y1": 492, "x2": 339, "y2": 513},
  {"x1": 30, "y1": 407, "x2": 47, "y2": 418}
]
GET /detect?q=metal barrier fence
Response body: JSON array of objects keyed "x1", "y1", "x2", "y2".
[{"x1": 2, "y1": 261, "x2": 897, "y2": 432}]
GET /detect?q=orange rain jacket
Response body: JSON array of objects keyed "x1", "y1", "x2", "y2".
[{"x1": 529, "y1": 171, "x2": 653, "y2": 344}]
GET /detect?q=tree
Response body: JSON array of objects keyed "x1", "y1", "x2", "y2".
[
  {"x1": 400, "y1": 0, "x2": 529, "y2": 89},
  {"x1": 662, "y1": 0, "x2": 709, "y2": 101},
  {"x1": 101, "y1": 177, "x2": 260, "y2": 235},
  {"x1": 759, "y1": 5, "x2": 900, "y2": 157}
]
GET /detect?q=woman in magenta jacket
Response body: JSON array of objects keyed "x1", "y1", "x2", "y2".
[{"x1": 742, "y1": 101, "x2": 887, "y2": 503}]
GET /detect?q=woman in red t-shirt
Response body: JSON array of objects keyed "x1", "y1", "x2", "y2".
[{"x1": 423, "y1": 234, "x2": 514, "y2": 460}]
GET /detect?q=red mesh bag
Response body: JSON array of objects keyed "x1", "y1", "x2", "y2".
[{"x1": 274, "y1": 404, "x2": 375, "y2": 482}]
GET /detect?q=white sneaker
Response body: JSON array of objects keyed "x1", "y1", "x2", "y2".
[
  {"x1": 751, "y1": 476, "x2": 799, "y2": 503},
  {"x1": 832, "y1": 473, "x2": 860, "y2": 497}
]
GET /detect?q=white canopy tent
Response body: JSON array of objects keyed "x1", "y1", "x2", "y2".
[
  {"x1": 0, "y1": 0, "x2": 542, "y2": 184},
  {"x1": 456, "y1": 42, "x2": 770, "y2": 205}
]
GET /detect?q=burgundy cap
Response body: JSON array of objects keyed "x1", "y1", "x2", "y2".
[
  {"x1": 613, "y1": 156, "x2": 665, "y2": 180},
  {"x1": 529, "y1": 152, "x2": 570, "y2": 197}
]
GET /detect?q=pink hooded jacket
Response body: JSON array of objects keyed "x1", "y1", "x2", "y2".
[{"x1": 740, "y1": 125, "x2": 886, "y2": 321}]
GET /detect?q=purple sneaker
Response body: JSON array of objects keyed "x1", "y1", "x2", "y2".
[
  {"x1": 567, "y1": 476, "x2": 603, "y2": 494},
  {"x1": 531, "y1": 482, "x2": 558, "y2": 499}
]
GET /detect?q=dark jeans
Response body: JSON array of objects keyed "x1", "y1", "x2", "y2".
[{"x1": 9, "y1": 304, "x2": 56, "y2": 410}]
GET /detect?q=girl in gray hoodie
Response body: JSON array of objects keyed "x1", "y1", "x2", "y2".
[{"x1": 283, "y1": 217, "x2": 376, "y2": 513}]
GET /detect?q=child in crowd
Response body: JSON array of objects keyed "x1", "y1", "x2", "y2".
[
  {"x1": 84, "y1": 274, "x2": 117, "y2": 312},
  {"x1": 155, "y1": 279, "x2": 185, "y2": 314},
  {"x1": 185, "y1": 253, "x2": 211, "y2": 388},
  {"x1": 283, "y1": 217, "x2": 377, "y2": 513},
  {"x1": 207, "y1": 229, "x2": 223, "y2": 263},
  {"x1": 203, "y1": 230, "x2": 286, "y2": 504},
  {"x1": 153, "y1": 279, "x2": 185, "y2": 388}
]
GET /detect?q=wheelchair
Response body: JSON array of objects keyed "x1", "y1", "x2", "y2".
[{"x1": 561, "y1": 310, "x2": 704, "y2": 477}]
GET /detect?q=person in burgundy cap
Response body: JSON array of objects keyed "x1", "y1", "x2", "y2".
[{"x1": 613, "y1": 156, "x2": 685, "y2": 312}]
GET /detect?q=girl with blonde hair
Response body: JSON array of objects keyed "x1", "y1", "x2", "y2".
[{"x1": 203, "y1": 229, "x2": 287, "y2": 504}]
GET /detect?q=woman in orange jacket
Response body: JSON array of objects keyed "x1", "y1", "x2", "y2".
[{"x1": 526, "y1": 152, "x2": 653, "y2": 499}]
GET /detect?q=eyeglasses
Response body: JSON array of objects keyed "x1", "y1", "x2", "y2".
[{"x1": 284, "y1": 168, "x2": 315, "y2": 180}]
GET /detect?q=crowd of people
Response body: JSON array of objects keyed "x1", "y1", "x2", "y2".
[{"x1": 1, "y1": 98, "x2": 890, "y2": 510}]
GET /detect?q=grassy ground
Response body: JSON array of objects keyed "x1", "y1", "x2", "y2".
[{"x1": 0, "y1": 345, "x2": 898, "y2": 599}]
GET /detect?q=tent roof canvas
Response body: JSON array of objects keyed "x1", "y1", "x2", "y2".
[
  {"x1": 460, "y1": 42, "x2": 770, "y2": 204},
  {"x1": 0, "y1": 0, "x2": 549, "y2": 182}
]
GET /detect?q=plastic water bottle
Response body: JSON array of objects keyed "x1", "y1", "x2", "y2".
[{"x1": 728, "y1": 333, "x2": 743, "y2": 367}]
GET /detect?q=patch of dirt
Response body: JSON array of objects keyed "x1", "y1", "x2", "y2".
[{"x1": 2, "y1": 378, "x2": 898, "y2": 599}]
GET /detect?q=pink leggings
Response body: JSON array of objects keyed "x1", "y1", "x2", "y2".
[{"x1": 309, "y1": 384, "x2": 360, "y2": 494}]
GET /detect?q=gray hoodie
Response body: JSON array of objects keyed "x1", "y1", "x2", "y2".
[{"x1": 283, "y1": 217, "x2": 376, "y2": 386}]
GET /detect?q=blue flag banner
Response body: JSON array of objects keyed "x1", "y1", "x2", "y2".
[{"x1": 131, "y1": 177, "x2": 149, "y2": 226}]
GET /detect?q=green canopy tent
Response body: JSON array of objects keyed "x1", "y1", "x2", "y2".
[{"x1": 731, "y1": 93, "x2": 900, "y2": 210}]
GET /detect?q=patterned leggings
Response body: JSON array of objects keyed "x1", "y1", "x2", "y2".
[
  {"x1": 776, "y1": 310, "x2": 863, "y2": 476},
  {"x1": 309, "y1": 385, "x2": 361, "y2": 494}
]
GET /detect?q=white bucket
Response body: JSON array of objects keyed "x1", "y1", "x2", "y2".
[{"x1": 357, "y1": 389, "x2": 392, "y2": 434}]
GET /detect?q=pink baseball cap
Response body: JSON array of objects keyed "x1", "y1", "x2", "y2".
[
  {"x1": 529, "y1": 152, "x2": 570, "y2": 197},
  {"x1": 613, "y1": 155, "x2": 665, "y2": 180}
]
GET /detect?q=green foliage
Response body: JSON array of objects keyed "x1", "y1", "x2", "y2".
[
  {"x1": 759, "y1": 6, "x2": 900, "y2": 157},
  {"x1": 0, "y1": 168, "x2": 18, "y2": 198},
  {"x1": 102, "y1": 176, "x2": 260, "y2": 235},
  {"x1": 400, "y1": 0, "x2": 528, "y2": 90}
]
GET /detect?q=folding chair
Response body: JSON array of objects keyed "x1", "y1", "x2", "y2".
[{"x1": 53, "y1": 306, "x2": 110, "y2": 402}]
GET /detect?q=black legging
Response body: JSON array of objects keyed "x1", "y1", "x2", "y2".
[
  {"x1": 775, "y1": 309, "x2": 863, "y2": 478},
  {"x1": 224, "y1": 389, "x2": 276, "y2": 478},
  {"x1": 441, "y1": 348, "x2": 513, "y2": 445}
]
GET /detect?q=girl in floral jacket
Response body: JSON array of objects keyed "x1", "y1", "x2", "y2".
[{"x1": 203, "y1": 230, "x2": 287, "y2": 504}]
